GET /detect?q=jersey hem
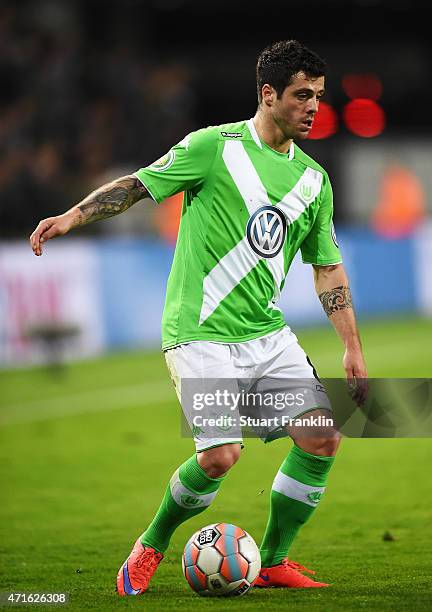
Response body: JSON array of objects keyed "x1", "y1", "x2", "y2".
[
  {"x1": 133, "y1": 172, "x2": 161, "y2": 203},
  {"x1": 301, "y1": 258, "x2": 343, "y2": 266},
  {"x1": 162, "y1": 322, "x2": 288, "y2": 351}
]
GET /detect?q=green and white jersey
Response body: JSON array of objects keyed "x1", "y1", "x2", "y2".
[{"x1": 135, "y1": 119, "x2": 342, "y2": 350}]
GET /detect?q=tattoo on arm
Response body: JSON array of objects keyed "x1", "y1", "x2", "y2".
[
  {"x1": 77, "y1": 177, "x2": 149, "y2": 225},
  {"x1": 319, "y1": 285, "x2": 353, "y2": 317}
]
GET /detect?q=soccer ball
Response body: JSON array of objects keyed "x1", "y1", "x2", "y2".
[{"x1": 182, "y1": 523, "x2": 261, "y2": 597}]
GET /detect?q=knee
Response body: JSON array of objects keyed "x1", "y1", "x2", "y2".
[
  {"x1": 198, "y1": 443, "x2": 241, "y2": 478},
  {"x1": 297, "y1": 432, "x2": 341, "y2": 457}
]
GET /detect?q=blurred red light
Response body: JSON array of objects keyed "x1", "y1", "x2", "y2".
[
  {"x1": 342, "y1": 73, "x2": 383, "y2": 101},
  {"x1": 308, "y1": 102, "x2": 338, "y2": 139},
  {"x1": 343, "y1": 99, "x2": 385, "y2": 137}
]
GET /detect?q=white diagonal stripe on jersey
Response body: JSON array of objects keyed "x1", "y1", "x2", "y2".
[
  {"x1": 266, "y1": 249, "x2": 285, "y2": 303},
  {"x1": 268, "y1": 168, "x2": 322, "y2": 300},
  {"x1": 199, "y1": 146, "x2": 323, "y2": 325},
  {"x1": 277, "y1": 166, "x2": 323, "y2": 223},
  {"x1": 199, "y1": 237, "x2": 260, "y2": 325},
  {"x1": 272, "y1": 470, "x2": 325, "y2": 507},
  {"x1": 246, "y1": 118, "x2": 263, "y2": 149},
  {"x1": 199, "y1": 142, "x2": 269, "y2": 325},
  {"x1": 222, "y1": 140, "x2": 269, "y2": 214}
]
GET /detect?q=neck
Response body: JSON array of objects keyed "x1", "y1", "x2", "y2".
[{"x1": 253, "y1": 107, "x2": 293, "y2": 154}]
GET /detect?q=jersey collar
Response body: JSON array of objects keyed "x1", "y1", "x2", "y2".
[{"x1": 246, "y1": 118, "x2": 295, "y2": 160}]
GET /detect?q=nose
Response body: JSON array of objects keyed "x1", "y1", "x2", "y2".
[{"x1": 306, "y1": 97, "x2": 319, "y2": 115}]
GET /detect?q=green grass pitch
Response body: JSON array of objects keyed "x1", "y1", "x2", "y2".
[{"x1": 1, "y1": 316, "x2": 431, "y2": 611}]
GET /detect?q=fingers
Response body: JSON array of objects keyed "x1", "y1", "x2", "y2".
[
  {"x1": 30, "y1": 218, "x2": 55, "y2": 256},
  {"x1": 346, "y1": 370, "x2": 368, "y2": 407},
  {"x1": 349, "y1": 377, "x2": 368, "y2": 407}
]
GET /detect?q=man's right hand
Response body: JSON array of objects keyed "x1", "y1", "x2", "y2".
[
  {"x1": 30, "y1": 211, "x2": 79, "y2": 256},
  {"x1": 29, "y1": 176, "x2": 149, "y2": 256}
]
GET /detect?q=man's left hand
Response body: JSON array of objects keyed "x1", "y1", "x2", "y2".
[{"x1": 343, "y1": 348, "x2": 368, "y2": 407}]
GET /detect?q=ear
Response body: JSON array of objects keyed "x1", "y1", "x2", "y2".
[{"x1": 261, "y1": 84, "x2": 274, "y2": 107}]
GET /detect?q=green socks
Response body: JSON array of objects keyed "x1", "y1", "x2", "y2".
[
  {"x1": 260, "y1": 445, "x2": 335, "y2": 567},
  {"x1": 140, "y1": 455, "x2": 223, "y2": 553},
  {"x1": 140, "y1": 447, "x2": 333, "y2": 560}
]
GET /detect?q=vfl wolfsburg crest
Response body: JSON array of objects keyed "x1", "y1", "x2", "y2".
[
  {"x1": 150, "y1": 149, "x2": 176, "y2": 171},
  {"x1": 246, "y1": 205, "x2": 287, "y2": 259},
  {"x1": 192, "y1": 424, "x2": 203, "y2": 437},
  {"x1": 300, "y1": 182, "x2": 315, "y2": 203},
  {"x1": 307, "y1": 491, "x2": 323, "y2": 505},
  {"x1": 180, "y1": 494, "x2": 204, "y2": 508}
]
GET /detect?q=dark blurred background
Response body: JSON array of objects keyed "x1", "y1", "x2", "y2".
[
  {"x1": 1, "y1": 0, "x2": 430, "y2": 237},
  {"x1": 1, "y1": 0, "x2": 431, "y2": 365}
]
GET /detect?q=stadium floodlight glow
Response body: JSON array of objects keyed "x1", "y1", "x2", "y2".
[
  {"x1": 308, "y1": 102, "x2": 338, "y2": 140},
  {"x1": 342, "y1": 73, "x2": 383, "y2": 101},
  {"x1": 343, "y1": 98, "x2": 386, "y2": 138}
]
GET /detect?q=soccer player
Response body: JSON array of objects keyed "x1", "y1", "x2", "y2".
[{"x1": 30, "y1": 40, "x2": 368, "y2": 592}]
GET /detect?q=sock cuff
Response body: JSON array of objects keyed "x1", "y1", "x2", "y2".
[
  {"x1": 179, "y1": 455, "x2": 223, "y2": 494},
  {"x1": 281, "y1": 444, "x2": 335, "y2": 487}
]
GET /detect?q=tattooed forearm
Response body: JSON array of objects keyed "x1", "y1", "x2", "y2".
[
  {"x1": 76, "y1": 176, "x2": 149, "y2": 225},
  {"x1": 318, "y1": 285, "x2": 353, "y2": 317}
]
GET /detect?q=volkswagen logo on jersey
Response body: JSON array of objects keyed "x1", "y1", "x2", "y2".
[{"x1": 246, "y1": 205, "x2": 287, "y2": 258}]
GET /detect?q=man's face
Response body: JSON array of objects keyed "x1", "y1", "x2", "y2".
[{"x1": 268, "y1": 71, "x2": 325, "y2": 140}]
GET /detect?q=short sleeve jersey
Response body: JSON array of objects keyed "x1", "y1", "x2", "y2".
[{"x1": 135, "y1": 119, "x2": 342, "y2": 350}]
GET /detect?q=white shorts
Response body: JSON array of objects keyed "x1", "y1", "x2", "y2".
[{"x1": 165, "y1": 327, "x2": 332, "y2": 451}]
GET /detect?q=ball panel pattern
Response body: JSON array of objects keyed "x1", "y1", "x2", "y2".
[
  {"x1": 196, "y1": 546, "x2": 223, "y2": 575},
  {"x1": 185, "y1": 565, "x2": 207, "y2": 592},
  {"x1": 207, "y1": 572, "x2": 229, "y2": 594},
  {"x1": 216, "y1": 523, "x2": 245, "y2": 538},
  {"x1": 238, "y1": 533, "x2": 260, "y2": 562},
  {"x1": 246, "y1": 557, "x2": 261, "y2": 584},
  {"x1": 214, "y1": 534, "x2": 238, "y2": 556},
  {"x1": 182, "y1": 523, "x2": 261, "y2": 598},
  {"x1": 183, "y1": 541, "x2": 200, "y2": 567},
  {"x1": 220, "y1": 553, "x2": 249, "y2": 582}
]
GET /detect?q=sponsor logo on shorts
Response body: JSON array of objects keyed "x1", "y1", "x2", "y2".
[
  {"x1": 192, "y1": 424, "x2": 203, "y2": 437},
  {"x1": 246, "y1": 205, "x2": 287, "y2": 259},
  {"x1": 217, "y1": 414, "x2": 233, "y2": 432}
]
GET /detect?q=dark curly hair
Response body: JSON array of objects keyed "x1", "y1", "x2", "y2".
[{"x1": 256, "y1": 40, "x2": 327, "y2": 103}]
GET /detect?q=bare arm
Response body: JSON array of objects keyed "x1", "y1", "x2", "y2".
[
  {"x1": 313, "y1": 263, "x2": 368, "y2": 404},
  {"x1": 30, "y1": 175, "x2": 149, "y2": 256}
]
